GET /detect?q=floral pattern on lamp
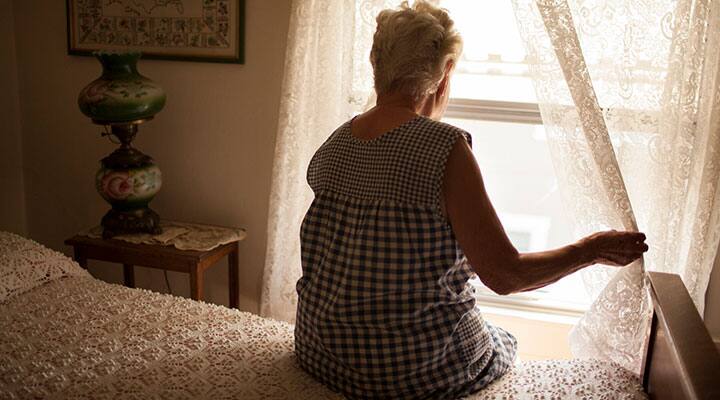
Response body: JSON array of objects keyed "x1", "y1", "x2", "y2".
[
  {"x1": 78, "y1": 52, "x2": 165, "y2": 124},
  {"x1": 96, "y1": 166, "x2": 162, "y2": 207}
]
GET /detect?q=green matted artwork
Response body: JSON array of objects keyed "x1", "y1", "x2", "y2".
[{"x1": 66, "y1": 0, "x2": 245, "y2": 64}]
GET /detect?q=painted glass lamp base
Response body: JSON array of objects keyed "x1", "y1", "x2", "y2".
[{"x1": 96, "y1": 154, "x2": 162, "y2": 239}]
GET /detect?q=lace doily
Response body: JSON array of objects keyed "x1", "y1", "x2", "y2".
[
  {"x1": 0, "y1": 231, "x2": 90, "y2": 303},
  {"x1": 0, "y1": 275, "x2": 646, "y2": 399},
  {"x1": 79, "y1": 220, "x2": 247, "y2": 251}
]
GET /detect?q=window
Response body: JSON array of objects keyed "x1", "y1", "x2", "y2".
[{"x1": 440, "y1": 0, "x2": 590, "y2": 315}]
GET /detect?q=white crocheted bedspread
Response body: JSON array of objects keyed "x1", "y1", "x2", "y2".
[
  {"x1": 0, "y1": 277, "x2": 645, "y2": 399},
  {"x1": 0, "y1": 232, "x2": 89, "y2": 302},
  {"x1": 0, "y1": 231, "x2": 646, "y2": 399}
]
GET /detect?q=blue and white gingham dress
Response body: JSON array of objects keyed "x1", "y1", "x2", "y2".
[{"x1": 295, "y1": 116, "x2": 517, "y2": 399}]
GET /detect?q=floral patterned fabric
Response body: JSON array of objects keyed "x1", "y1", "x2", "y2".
[{"x1": 1, "y1": 276, "x2": 646, "y2": 399}]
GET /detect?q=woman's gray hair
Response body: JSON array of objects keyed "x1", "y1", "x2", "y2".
[{"x1": 370, "y1": 1, "x2": 463, "y2": 101}]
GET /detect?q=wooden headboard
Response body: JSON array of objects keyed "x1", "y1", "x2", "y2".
[{"x1": 642, "y1": 272, "x2": 720, "y2": 399}]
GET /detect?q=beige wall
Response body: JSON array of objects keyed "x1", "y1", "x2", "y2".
[
  {"x1": 11, "y1": 0, "x2": 291, "y2": 313},
  {"x1": 0, "y1": 0, "x2": 27, "y2": 236}
]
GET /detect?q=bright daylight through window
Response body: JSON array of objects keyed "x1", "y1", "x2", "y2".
[{"x1": 440, "y1": 0, "x2": 590, "y2": 314}]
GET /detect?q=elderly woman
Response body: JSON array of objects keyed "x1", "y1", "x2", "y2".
[{"x1": 294, "y1": 2, "x2": 648, "y2": 399}]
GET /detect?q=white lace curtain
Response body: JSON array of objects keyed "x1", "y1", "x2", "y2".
[
  {"x1": 261, "y1": 0, "x2": 720, "y2": 374},
  {"x1": 511, "y1": 0, "x2": 720, "y2": 372},
  {"x1": 261, "y1": 0, "x2": 397, "y2": 322}
]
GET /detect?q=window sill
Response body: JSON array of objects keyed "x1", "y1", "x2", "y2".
[
  {"x1": 476, "y1": 298, "x2": 581, "y2": 326},
  {"x1": 472, "y1": 287, "x2": 586, "y2": 326}
]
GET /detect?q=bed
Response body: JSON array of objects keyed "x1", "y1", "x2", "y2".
[{"x1": 1, "y1": 232, "x2": 718, "y2": 399}]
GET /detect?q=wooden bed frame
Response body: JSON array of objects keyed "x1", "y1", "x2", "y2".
[{"x1": 642, "y1": 272, "x2": 720, "y2": 399}]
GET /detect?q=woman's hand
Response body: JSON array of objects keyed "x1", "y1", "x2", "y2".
[{"x1": 578, "y1": 230, "x2": 648, "y2": 267}]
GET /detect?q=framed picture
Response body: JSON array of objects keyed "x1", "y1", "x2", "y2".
[{"x1": 66, "y1": 0, "x2": 245, "y2": 64}]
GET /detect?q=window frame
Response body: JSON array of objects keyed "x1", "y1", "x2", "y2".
[
  {"x1": 445, "y1": 98, "x2": 587, "y2": 318},
  {"x1": 445, "y1": 98, "x2": 542, "y2": 125}
]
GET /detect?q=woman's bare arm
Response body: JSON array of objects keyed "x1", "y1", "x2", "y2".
[{"x1": 443, "y1": 138, "x2": 647, "y2": 295}]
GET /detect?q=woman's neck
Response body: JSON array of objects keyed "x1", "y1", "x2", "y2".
[
  {"x1": 375, "y1": 91, "x2": 440, "y2": 119},
  {"x1": 375, "y1": 92, "x2": 423, "y2": 114}
]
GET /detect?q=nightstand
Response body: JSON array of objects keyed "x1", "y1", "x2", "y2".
[{"x1": 65, "y1": 233, "x2": 242, "y2": 308}]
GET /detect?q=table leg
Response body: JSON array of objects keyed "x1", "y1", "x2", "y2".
[
  {"x1": 190, "y1": 264, "x2": 204, "y2": 301},
  {"x1": 228, "y1": 243, "x2": 239, "y2": 309},
  {"x1": 123, "y1": 264, "x2": 135, "y2": 288},
  {"x1": 73, "y1": 247, "x2": 88, "y2": 269}
]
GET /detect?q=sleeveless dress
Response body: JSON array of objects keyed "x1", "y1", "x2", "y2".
[{"x1": 295, "y1": 115, "x2": 517, "y2": 399}]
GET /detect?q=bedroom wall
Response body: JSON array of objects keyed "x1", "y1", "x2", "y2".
[
  {"x1": 11, "y1": 0, "x2": 292, "y2": 313},
  {"x1": 0, "y1": 0, "x2": 27, "y2": 236}
]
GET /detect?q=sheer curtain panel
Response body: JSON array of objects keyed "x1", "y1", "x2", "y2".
[
  {"x1": 511, "y1": 0, "x2": 720, "y2": 372},
  {"x1": 261, "y1": 0, "x2": 398, "y2": 322}
]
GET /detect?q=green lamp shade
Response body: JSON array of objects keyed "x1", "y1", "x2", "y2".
[{"x1": 78, "y1": 51, "x2": 166, "y2": 124}]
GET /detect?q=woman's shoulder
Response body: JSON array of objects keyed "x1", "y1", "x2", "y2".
[
  {"x1": 316, "y1": 119, "x2": 352, "y2": 149},
  {"x1": 413, "y1": 116, "x2": 472, "y2": 146}
]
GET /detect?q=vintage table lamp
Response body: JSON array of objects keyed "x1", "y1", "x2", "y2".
[{"x1": 78, "y1": 51, "x2": 166, "y2": 238}]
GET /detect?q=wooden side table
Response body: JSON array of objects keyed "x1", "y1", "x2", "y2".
[{"x1": 64, "y1": 235, "x2": 240, "y2": 308}]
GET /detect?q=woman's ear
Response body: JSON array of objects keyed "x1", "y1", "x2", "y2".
[
  {"x1": 437, "y1": 74, "x2": 450, "y2": 98},
  {"x1": 426, "y1": 60, "x2": 456, "y2": 120},
  {"x1": 437, "y1": 60, "x2": 455, "y2": 98}
]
